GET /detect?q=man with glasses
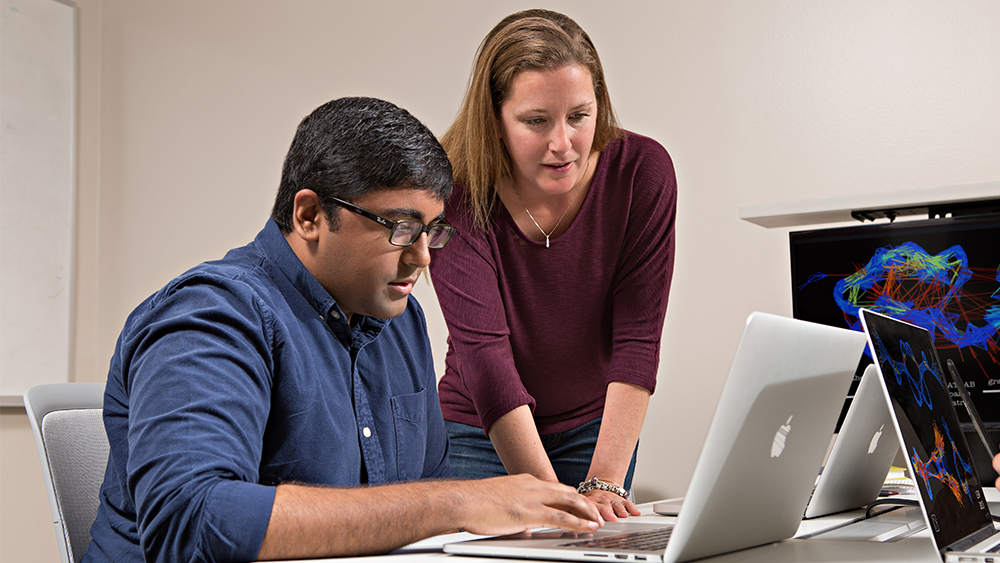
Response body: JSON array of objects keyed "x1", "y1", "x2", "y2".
[{"x1": 84, "y1": 97, "x2": 602, "y2": 563}]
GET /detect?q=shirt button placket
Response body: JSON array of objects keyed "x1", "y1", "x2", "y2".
[{"x1": 351, "y1": 357, "x2": 385, "y2": 483}]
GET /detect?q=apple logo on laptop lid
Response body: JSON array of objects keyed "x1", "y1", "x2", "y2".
[
  {"x1": 771, "y1": 415, "x2": 793, "y2": 458},
  {"x1": 868, "y1": 424, "x2": 884, "y2": 455}
]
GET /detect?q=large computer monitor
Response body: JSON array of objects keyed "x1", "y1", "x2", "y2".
[{"x1": 789, "y1": 214, "x2": 1000, "y2": 435}]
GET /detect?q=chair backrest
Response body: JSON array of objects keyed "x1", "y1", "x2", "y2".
[{"x1": 23, "y1": 383, "x2": 109, "y2": 563}]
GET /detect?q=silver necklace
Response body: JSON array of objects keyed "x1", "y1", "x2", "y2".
[{"x1": 511, "y1": 156, "x2": 590, "y2": 248}]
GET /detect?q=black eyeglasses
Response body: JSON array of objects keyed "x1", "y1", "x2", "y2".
[{"x1": 328, "y1": 196, "x2": 456, "y2": 249}]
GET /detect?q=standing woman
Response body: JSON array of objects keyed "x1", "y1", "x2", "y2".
[{"x1": 429, "y1": 9, "x2": 676, "y2": 522}]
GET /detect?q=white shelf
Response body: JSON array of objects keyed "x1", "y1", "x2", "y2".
[
  {"x1": 740, "y1": 181, "x2": 1000, "y2": 229},
  {"x1": 0, "y1": 395, "x2": 24, "y2": 409}
]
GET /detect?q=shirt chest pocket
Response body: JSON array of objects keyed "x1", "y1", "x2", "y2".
[{"x1": 390, "y1": 388, "x2": 428, "y2": 481}]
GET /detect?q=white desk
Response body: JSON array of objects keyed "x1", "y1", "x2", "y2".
[{"x1": 270, "y1": 490, "x2": 993, "y2": 563}]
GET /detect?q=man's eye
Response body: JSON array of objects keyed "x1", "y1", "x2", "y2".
[{"x1": 395, "y1": 222, "x2": 420, "y2": 235}]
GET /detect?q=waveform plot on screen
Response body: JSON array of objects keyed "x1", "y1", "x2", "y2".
[
  {"x1": 822, "y1": 241, "x2": 1000, "y2": 361},
  {"x1": 871, "y1": 331, "x2": 945, "y2": 409},
  {"x1": 910, "y1": 420, "x2": 976, "y2": 506}
]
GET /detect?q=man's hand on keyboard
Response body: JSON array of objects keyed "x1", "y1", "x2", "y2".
[{"x1": 457, "y1": 474, "x2": 605, "y2": 536}]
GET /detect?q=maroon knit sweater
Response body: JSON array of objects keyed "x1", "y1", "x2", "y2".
[{"x1": 429, "y1": 131, "x2": 677, "y2": 435}]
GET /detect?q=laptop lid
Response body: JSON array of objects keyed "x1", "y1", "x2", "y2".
[
  {"x1": 444, "y1": 312, "x2": 867, "y2": 563},
  {"x1": 804, "y1": 364, "x2": 899, "y2": 518},
  {"x1": 859, "y1": 308, "x2": 994, "y2": 557}
]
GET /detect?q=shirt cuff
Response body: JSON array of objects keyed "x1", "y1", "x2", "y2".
[{"x1": 201, "y1": 480, "x2": 276, "y2": 562}]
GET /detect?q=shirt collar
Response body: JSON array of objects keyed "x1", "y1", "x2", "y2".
[{"x1": 254, "y1": 219, "x2": 389, "y2": 344}]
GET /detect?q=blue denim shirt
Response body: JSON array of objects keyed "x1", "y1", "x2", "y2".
[{"x1": 84, "y1": 219, "x2": 451, "y2": 563}]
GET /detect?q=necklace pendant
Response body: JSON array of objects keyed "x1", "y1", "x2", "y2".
[{"x1": 545, "y1": 236, "x2": 550, "y2": 248}]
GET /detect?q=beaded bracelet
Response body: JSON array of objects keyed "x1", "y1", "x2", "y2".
[{"x1": 577, "y1": 476, "x2": 629, "y2": 499}]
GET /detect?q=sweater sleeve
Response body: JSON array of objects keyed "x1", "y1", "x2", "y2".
[
  {"x1": 119, "y1": 278, "x2": 277, "y2": 563},
  {"x1": 606, "y1": 137, "x2": 677, "y2": 392},
  {"x1": 429, "y1": 198, "x2": 535, "y2": 433}
]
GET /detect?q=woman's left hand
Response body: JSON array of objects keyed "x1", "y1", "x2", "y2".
[{"x1": 583, "y1": 489, "x2": 641, "y2": 522}]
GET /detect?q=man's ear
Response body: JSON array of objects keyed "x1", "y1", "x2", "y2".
[{"x1": 291, "y1": 189, "x2": 324, "y2": 242}]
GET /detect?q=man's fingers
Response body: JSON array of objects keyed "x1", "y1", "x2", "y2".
[
  {"x1": 542, "y1": 486, "x2": 603, "y2": 525},
  {"x1": 546, "y1": 507, "x2": 602, "y2": 533},
  {"x1": 460, "y1": 475, "x2": 604, "y2": 536}
]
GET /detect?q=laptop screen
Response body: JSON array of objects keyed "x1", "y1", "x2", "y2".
[{"x1": 861, "y1": 309, "x2": 993, "y2": 551}]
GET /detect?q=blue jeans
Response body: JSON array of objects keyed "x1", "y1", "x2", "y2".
[{"x1": 444, "y1": 417, "x2": 638, "y2": 492}]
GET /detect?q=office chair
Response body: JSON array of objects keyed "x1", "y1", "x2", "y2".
[{"x1": 23, "y1": 383, "x2": 109, "y2": 563}]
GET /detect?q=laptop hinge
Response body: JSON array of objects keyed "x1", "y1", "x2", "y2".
[{"x1": 946, "y1": 526, "x2": 999, "y2": 553}]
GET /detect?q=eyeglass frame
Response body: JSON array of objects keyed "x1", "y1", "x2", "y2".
[{"x1": 327, "y1": 196, "x2": 456, "y2": 249}]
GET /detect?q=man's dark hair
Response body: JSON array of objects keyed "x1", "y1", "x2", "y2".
[{"x1": 272, "y1": 97, "x2": 453, "y2": 233}]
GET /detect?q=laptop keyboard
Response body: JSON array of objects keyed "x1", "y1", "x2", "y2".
[{"x1": 560, "y1": 527, "x2": 674, "y2": 552}]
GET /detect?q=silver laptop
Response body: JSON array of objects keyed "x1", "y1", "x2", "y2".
[
  {"x1": 860, "y1": 308, "x2": 1000, "y2": 562},
  {"x1": 444, "y1": 312, "x2": 867, "y2": 563},
  {"x1": 804, "y1": 364, "x2": 899, "y2": 518}
]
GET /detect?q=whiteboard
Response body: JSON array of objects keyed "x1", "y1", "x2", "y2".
[{"x1": 1, "y1": 0, "x2": 77, "y2": 405}]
